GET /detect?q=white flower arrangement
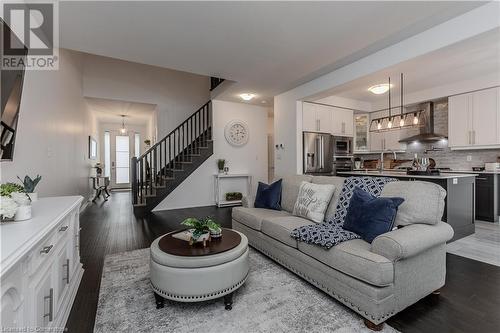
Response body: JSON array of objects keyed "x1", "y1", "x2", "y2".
[
  {"x1": 0, "y1": 196, "x2": 18, "y2": 219},
  {"x1": 11, "y1": 192, "x2": 31, "y2": 206}
]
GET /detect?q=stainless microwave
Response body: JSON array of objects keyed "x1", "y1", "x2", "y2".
[{"x1": 332, "y1": 136, "x2": 353, "y2": 156}]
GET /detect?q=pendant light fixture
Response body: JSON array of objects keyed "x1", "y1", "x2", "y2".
[
  {"x1": 120, "y1": 115, "x2": 127, "y2": 134},
  {"x1": 370, "y1": 73, "x2": 424, "y2": 132}
]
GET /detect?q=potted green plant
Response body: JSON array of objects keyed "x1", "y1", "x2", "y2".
[
  {"x1": 181, "y1": 216, "x2": 222, "y2": 246},
  {"x1": 17, "y1": 175, "x2": 42, "y2": 202},
  {"x1": 0, "y1": 183, "x2": 31, "y2": 222},
  {"x1": 216, "y1": 159, "x2": 226, "y2": 173}
]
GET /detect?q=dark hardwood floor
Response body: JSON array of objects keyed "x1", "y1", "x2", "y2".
[{"x1": 66, "y1": 192, "x2": 500, "y2": 333}]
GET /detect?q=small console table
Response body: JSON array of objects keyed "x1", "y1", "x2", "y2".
[{"x1": 214, "y1": 174, "x2": 252, "y2": 207}]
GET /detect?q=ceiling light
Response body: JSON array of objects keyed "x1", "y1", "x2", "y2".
[
  {"x1": 399, "y1": 116, "x2": 406, "y2": 127},
  {"x1": 368, "y1": 84, "x2": 392, "y2": 95},
  {"x1": 239, "y1": 93, "x2": 256, "y2": 101},
  {"x1": 120, "y1": 115, "x2": 127, "y2": 134},
  {"x1": 387, "y1": 117, "x2": 393, "y2": 129},
  {"x1": 413, "y1": 113, "x2": 419, "y2": 125}
]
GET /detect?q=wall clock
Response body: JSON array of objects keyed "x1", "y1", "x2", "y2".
[{"x1": 224, "y1": 120, "x2": 249, "y2": 146}]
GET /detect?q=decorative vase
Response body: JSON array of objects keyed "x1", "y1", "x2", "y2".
[
  {"x1": 14, "y1": 205, "x2": 32, "y2": 221},
  {"x1": 27, "y1": 193, "x2": 38, "y2": 202},
  {"x1": 210, "y1": 229, "x2": 222, "y2": 240},
  {"x1": 223, "y1": 166, "x2": 229, "y2": 175},
  {"x1": 218, "y1": 168, "x2": 224, "y2": 174},
  {"x1": 188, "y1": 230, "x2": 211, "y2": 247}
]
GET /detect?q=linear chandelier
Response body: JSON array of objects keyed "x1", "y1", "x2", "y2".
[{"x1": 369, "y1": 73, "x2": 425, "y2": 132}]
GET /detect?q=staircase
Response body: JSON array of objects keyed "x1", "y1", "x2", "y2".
[{"x1": 132, "y1": 101, "x2": 213, "y2": 214}]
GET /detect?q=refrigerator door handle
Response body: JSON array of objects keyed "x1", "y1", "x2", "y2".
[{"x1": 320, "y1": 136, "x2": 324, "y2": 169}]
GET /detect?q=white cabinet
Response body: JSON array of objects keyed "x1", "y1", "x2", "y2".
[
  {"x1": 302, "y1": 103, "x2": 332, "y2": 133},
  {"x1": 449, "y1": 87, "x2": 500, "y2": 149},
  {"x1": 0, "y1": 197, "x2": 83, "y2": 331},
  {"x1": 331, "y1": 107, "x2": 354, "y2": 137},
  {"x1": 302, "y1": 102, "x2": 353, "y2": 136},
  {"x1": 354, "y1": 114, "x2": 369, "y2": 152}
]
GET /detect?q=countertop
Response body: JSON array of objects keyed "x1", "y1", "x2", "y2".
[
  {"x1": 1, "y1": 196, "x2": 83, "y2": 275},
  {"x1": 339, "y1": 170, "x2": 478, "y2": 179}
]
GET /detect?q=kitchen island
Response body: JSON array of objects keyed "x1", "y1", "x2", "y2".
[{"x1": 338, "y1": 170, "x2": 477, "y2": 241}]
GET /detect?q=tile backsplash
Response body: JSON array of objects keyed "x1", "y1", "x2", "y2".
[{"x1": 357, "y1": 100, "x2": 500, "y2": 170}]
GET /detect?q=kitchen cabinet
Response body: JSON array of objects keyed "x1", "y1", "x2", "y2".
[
  {"x1": 302, "y1": 103, "x2": 332, "y2": 133},
  {"x1": 475, "y1": 173, "x2": 498, "y2": 222},
  {"x1": 448, "y1": 87, "x2": 500, "y2": 149},
  {"x1": 354, "y1": 114, "x2": 369, "y2": 152},
  {"x1": 331, "y1": 107, "x2": 354, "y2": 137}
]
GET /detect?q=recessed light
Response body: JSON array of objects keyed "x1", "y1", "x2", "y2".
[
  {"x1": 261, "y1": 100, "x2": 267, "y2": 104},
  {"x1": 368, "y1": 84, "x2": 393, "y2": 95},
  {"x1": 239, "y1": 93, "x2": 256, "y2": 101}
]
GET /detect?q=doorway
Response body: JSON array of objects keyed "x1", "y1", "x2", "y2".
[{"x1": 104, "y1": 130, "x2": 141, "y2": 189}]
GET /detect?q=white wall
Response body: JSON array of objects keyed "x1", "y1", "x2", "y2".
[
  {"x1": 314, "y1": 95, "x2": 372, "y2": 112},
  {"x1": 153, "y1": 100, "x2": 269, "y2": 210},
  {"x1": 81, "y1": 54, "x2": 210, "y2": 140},
  {"x1": 273, "y1": 2, "x2": 500, "y2": 177},
  {"x1": 1, "y1": 49, "x2": 96, "y2": 200}
]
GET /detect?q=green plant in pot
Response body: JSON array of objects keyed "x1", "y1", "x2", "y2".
[
  {"x1": 216, "y1": 159, "x2": 226, "y2": 173},
  {"x1": 181, "y1": 216, "x2": 222, "y2": 246},
  {"x1": 17, "y1": 175, "x2": 42, "y2": 202}
]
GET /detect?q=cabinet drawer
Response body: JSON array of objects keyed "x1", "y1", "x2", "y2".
[{"x1": 29, "y1": 218, "x2": 71, "y2": 277}]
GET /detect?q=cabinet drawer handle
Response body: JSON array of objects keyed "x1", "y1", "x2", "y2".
[
  {"x1": 63, "y1": 258, "x2": 70, "y2": 284},
  {"x1": 476, "y1": 177, "x2": 488, "y2": 181},
  {"x1": 40, "y1": 245, "x2": 53, "y2": 254},
  {"x1": 59, "y1": 225, "x2": 69, "y2": 232},
  {"x1": 43, "y1": 288, "x2": 54, "y2": 322}
]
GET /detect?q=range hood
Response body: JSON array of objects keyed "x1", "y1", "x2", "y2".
[{"x1": 399, "y1": 102, "x2": 448, "y2": 143}]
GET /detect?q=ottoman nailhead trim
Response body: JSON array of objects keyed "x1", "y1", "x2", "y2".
[
  {"x1": 151, "y1": 273, "x2": 249, "y2": 302},
  {"x1": 248, "y1": 241, "x2": 394, "y2": 324}
]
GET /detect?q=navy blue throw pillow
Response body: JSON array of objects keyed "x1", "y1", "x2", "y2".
[
  {"x1": 343, "y1": 187, "x2": 404, "y2": 243},
  {"x1": 254, "y1": 179, "x2": 282, "y2": 210}
]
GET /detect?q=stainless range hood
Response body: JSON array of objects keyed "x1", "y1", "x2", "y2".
[{"x1": 399, "y1": 102, "x2": 447, "y2": 143}]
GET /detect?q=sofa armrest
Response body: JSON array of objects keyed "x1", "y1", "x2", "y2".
[
  {"x1": 371, "y1": 222, "x2": 454, "y2": 261},
  {"x1": 241, "y1": 196, "x2": 254, "y2": 208}
]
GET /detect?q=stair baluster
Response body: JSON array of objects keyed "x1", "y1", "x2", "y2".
[{"x1": 131, "y1": 101, "x2": 212, "y2": 210}]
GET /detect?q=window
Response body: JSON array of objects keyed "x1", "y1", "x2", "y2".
[
  {"x1": 135, "y1": 133, "x2": 140, "y2": 158},
  {"x1": 115, "y1": 135, "x2": 130, "y2": 184},
  {"x1": 104, "y1": 131, "x2": 110, "y2": 177}
]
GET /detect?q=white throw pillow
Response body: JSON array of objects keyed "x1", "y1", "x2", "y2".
[{"x1": 293, "y1": 181, "x2": 336, "y2": 223}]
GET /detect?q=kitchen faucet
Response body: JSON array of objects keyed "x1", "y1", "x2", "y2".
[{"x1": 379, "y1": 150, "x2": 397, "y2": 171}]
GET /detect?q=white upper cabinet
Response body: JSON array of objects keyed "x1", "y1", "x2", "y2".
[
  {"x1": 302, "y1": 103, "x2": 332, "y2": 133},
  {"x1": 449, "y1": 87, "x2": 500, "y2": 149},
  {"x1": 331, "y1": 107, "x2": 354, "y2": 137},
  {"x1": 316, "y1": 104, "x2": 333, "y2": 133}
]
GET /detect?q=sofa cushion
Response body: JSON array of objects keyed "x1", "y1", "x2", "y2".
[
  {"x1": 280, "y1": 174, "x2": 313, "y2": 213},
  {"x1": 261, "y1": 216, "x2": 315, "y2": 248},
  {"x1": 311, "y1": 176, "x2": 346, "y2": 222},
  {"x1": 298, "y1": 239, "x2": 394, "y2": 287},
  {"x1": 254, "y1": 179, "x2": 282, "y2": 210},
  {"x1": 232, "y1": 207, "x2": 290, "y2": 231},
  {"x1": 293, "y1": 181, "x2": 336, "y2": 223},
  {"x1": 343, "y1": 187, "x2": 404, "y2": 243},
  {"x1": 381, "y1": 181, "x2": 446, "y2": 226}
]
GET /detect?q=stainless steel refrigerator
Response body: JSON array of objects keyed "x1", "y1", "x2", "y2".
[{"x1": 303, "y1": 132, "x2": 333, "y2": 174}]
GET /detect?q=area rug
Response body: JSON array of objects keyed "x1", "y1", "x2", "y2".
[{"x1": 94, "y1": 248, "x2": 399, "y2": 333}]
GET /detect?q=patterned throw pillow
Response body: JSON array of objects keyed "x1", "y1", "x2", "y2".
[{"x1": 292, "y1": 181, "x2": 335, "y2": 223}]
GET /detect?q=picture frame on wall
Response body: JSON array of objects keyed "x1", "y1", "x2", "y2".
[{"x1": 89, "y1": 136, "x2": 97, "y2": 159}]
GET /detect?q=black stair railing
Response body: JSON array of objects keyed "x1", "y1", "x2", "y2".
[{"x1": 131, "y1": 101, "x2": 212, "y2": 205}]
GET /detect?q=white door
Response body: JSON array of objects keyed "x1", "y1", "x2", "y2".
[
  {"x1": 448, "y1": 94, "x2": 471, "y2": 147},
  {"x1": 110, "y1": 133, "x2": 132, "y2": 189},
  {"x1": 471, "y1": 88, "x2": 499, "y2": 145}
]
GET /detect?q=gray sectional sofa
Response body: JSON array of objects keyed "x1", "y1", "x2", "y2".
[{"x1": 231, "y1": 175, "x2": 454, "y2": 330}]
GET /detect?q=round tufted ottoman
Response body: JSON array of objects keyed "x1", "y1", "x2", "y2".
[{"x1": 150, "y1": 228, "x2": 249, "y2": 310}]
